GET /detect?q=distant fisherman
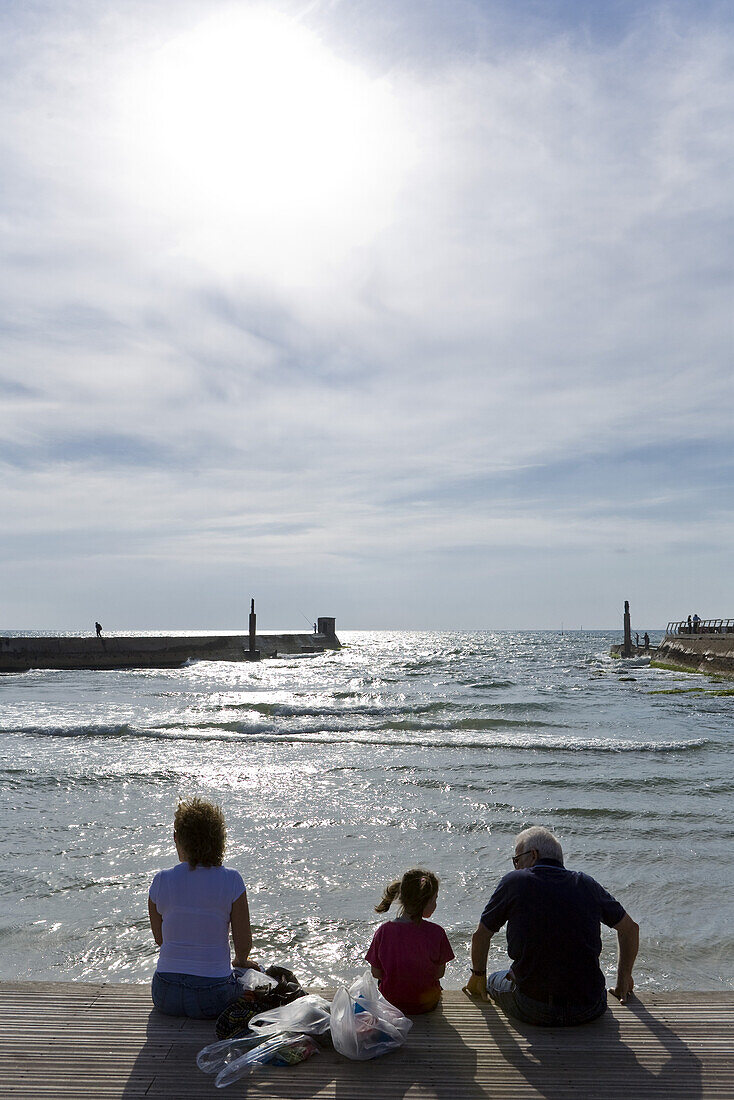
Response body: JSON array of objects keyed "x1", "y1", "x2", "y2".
[
  {"x1": 95, "y1": 622, "x2": 102, "y2": 638},
  {"x1": 464, "y1": 826, "x2": 639, "y2": 1026}
]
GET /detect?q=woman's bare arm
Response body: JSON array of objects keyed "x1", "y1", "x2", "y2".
[
  {"x1": 148, "y1": 897, "x2": 163, "y2": 946},
  {"x1": 230, "y1": 891, "x2": 253, "y2": 967}
]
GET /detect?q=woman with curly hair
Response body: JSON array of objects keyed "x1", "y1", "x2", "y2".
[{"x1": 148, "y1": 797, "x2": 253, "y2": 1018}]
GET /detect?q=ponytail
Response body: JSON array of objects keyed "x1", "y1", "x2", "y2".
[{"x1": 375, "y1": 879, "x2": 401, "y2": 913}]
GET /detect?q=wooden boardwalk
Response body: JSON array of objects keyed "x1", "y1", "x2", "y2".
[{"x1": 0, "y1": 983, "x2": 732, "y2": 1098}]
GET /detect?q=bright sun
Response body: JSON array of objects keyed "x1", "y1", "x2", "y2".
[{"x1": 120, "y1": 8, "x2": 412, "y2": 279}]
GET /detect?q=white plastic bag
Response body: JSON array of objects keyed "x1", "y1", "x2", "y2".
[
  {"x1": 196, "y1": 1033, "x2": 266, "y2": 1075},
  {"x1": 331, "y1": 970, "x2": 412, "y2": 1060},
  {"x1": 214, "y1": 1032, "x2": 319, "y2": 1088},
  {"x1": 235, "y1": 966, "x2": 278, "y2": 992},
  {"x1": 248, "y1": 994, "x2": 332, "y2": 1036}
]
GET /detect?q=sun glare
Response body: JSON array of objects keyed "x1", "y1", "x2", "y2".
[{"x1": 120, "y1": 9, "x2": 412, "y2": 279}]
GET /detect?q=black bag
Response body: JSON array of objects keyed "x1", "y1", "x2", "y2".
[{"x1": 215, "y1": 966, "x2": 307, "y2": 1040}]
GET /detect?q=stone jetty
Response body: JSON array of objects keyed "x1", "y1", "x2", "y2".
[
  {"x1": 0, "y1": 617, "x2": 340, "y2": 673},
  {"x1": 610, "y1": 609, "x2": 734, "y2": 677},
  {"x1": 653, "y1": 618, "x2": 734, "y2": 677}
]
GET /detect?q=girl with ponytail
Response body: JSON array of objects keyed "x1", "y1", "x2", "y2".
[{"x1": 365, "y1": 868, "x2": 454, "y2": 1014}]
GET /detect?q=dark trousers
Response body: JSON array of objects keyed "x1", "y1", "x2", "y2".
[{"x1": 487, "y1": 969, "x2": 607, "y2": 1027}]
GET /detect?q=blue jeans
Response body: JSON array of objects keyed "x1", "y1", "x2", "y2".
[
  {"x1": 152, "y1": 971, "x2": 242, "y2": 1019},
  {"x1": 487, "y1": 969, "x2": 607, "y2": 1027}
]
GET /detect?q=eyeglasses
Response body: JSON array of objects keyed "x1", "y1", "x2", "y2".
[{"x1": 512, "y1": 848, "x2": 535, "y2": 867}]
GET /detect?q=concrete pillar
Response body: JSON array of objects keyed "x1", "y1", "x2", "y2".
[
  {"x1": 247, "y1": 598, "x2": 260, "y2": 661},
  {"x1": 623, "y1": 600, "x2": 632, "y2": 658},
  {"x1": 317, "y1": 617, "x2": 336, "y2": 639}
]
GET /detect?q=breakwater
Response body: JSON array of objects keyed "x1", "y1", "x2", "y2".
[
  {"x1": 0, "y1": 618, "x2": 340, "y2": 672},
  {"x1": 652, "y1": 632, "x2": 734, "y2": 677}
]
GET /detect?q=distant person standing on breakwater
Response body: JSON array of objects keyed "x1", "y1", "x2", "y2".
[
  {"x1": 692, "y1": 613, "x2": 700, "y2": 633},
  {"x1": 95, "y1": 621, "x2": 102, "y2": 637},
  {"x1": 148, "y1": 798, "x2": 253, "y2": 1018},
  {"x1": 464, "y1": 826, "x2": 639, "y2": 1026},
  {"x1": 644, "y1": 632, "x2": 650, "y2": 650},
  {"x1": 366, "y1": 868, "x2": 454, "y2": 1015}
]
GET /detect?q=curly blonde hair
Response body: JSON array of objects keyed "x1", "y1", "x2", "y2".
[{"x1": 174, "y1": 797, "x2": 227, "y2": 868}]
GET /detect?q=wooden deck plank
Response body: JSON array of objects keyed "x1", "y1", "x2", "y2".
[{"x1": 0, "y1": 983, "x2": 731, "y2": 1098}]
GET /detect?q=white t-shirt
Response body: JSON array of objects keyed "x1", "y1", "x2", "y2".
[{"x1": 149, "y1": 862, "x2": 246, "y2": 977}]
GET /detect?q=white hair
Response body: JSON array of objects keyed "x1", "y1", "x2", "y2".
[{"x1": 515, "y1": 826, "x2": 563, "y2": 863}]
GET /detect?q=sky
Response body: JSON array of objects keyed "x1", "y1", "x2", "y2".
[{"x1": 1, "y1": 0, "x2": 732, "y2": 631}]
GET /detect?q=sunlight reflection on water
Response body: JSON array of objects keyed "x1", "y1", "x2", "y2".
[{"x1": 1, "y1": 630, "x2": 732, "y2": 990}]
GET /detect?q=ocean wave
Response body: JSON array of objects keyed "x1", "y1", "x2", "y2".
[
  {"x1": 4, "y1": 723, "x2": 712, "y2": 754},
  {"x1": 205, "y1": 699, "x2": 453, "y2": 718},
  {"x1": 3, "y1": 723, "x2": 137, "y2": 739},
  {"x1": 464, "y1": 680, "x2": 516, "y2": 690},
  {"x1": 542, "y1": 805, "x2": 719, "y2": 821},
  {"x1": 385, "y1": 717, "x2": 557, "y2": 732},
  {"x1": 0, "y1": 766, "x2": 179, "y2": 789}
]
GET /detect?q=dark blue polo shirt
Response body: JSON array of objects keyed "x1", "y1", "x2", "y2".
[{"x1": 480, "y1": 858, "x2": 625, "y2": 1005}]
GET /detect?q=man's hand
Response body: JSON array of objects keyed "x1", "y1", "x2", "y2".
[
  {"x1": 609, "y1": 972, "x2": 634, "y2": 1003},
  {"x1": 462, "y1": 972, "x2": 489, "y2": 1001},
  {"x1": 466, "y1": 923, "x2": 493, "y2": 1001}
]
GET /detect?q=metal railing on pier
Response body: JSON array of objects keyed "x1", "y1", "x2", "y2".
[{"x1": 666, "y1": 618, "x2": 734, "y2": 635}]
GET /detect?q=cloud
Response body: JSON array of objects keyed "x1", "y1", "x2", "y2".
[{"x1": 0, "y1": 0, "x2": 733, "y2": 626}]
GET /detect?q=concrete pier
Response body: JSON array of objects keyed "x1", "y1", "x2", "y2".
[{"x1": 0, "y1": 624, "x2": 341, "y2": 673}]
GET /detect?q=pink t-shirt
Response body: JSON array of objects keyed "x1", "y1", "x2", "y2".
[{"x1": 365, "y1": 918, "x2": 455, "y2": 1014}]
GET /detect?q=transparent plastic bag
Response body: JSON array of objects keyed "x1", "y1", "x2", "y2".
[
  {"x1": 248, "y1": 993, "x2": 332, "y2": 1036},
  {"x1": 351, "y1": 971, "x2": 412, "y2": 1029},
  {"x1": 214, "y1": 1032, "x2": 319, "y2": 1088},
  {"x1": 236, "y1": 966, "x2": 279, "y2": 992},
  {"x1": 197, "y1": 1033, "x2": 266, "y2": 1075},
  {"x1": 331, "y1": 971, "x2": 412, "y2": 1060}
]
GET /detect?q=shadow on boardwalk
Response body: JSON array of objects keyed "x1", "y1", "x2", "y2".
[
  {"x1": 118, "y1": 994, "x2": 705, "y2": 1099},
  {"x1": 474, "y1": 996, "x2": 703, "y2": 1100},
  {"x1": 121, "y1": 1006, "x2": 487, "y2": 1100}
]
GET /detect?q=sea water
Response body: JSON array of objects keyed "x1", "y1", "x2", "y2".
[{"x1": 1, "y1": 630, "x2": 732, "y2": 991}]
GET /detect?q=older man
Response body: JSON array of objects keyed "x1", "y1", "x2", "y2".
[{"x1": 464, "y1": 826, "x2": 639, "y2": 1026}]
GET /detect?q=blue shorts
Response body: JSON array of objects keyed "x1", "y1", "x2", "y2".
[{"x1": 151, "y1": 971, "x2": 242, "y2": 1019}]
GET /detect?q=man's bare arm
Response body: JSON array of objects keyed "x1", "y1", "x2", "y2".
[
  {"x1": 463, "y1": 923, "x2": 492, "y2": 1000},
  {"x1": 609, "y1": 913, "x2": 639, "y2": 1003}
]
